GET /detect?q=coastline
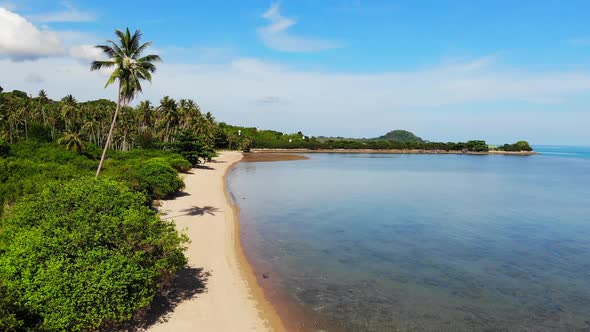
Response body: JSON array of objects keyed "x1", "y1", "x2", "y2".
[
  {"x1": 147, "y1": 151, "x2": 285, "y2": 332},
  {"x1": 251, "y1": 148, "x2": 537, "y2": 156}
]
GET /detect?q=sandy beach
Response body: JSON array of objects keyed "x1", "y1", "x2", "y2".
[{"x1": 147, "y1": 151, "x2": 284, "y2": 332}]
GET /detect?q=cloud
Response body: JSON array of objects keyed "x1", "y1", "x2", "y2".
[
  {"x1": 24, "y1": 73, "x2": 45, "y2": 83},
  {"x1": 69, "y1": 44, "x2": 103, "y2": 61},
  {"x1": 257, "y1": 3, "x2": 341, "y2": 52},
  {"x1": 0, "y1": 7, "x2": 64, "y2": 60},
  {"x1": 27, "y1": 1, "x2": 95, "y2": 23},
  {"x1": 255, "y1": 96, "x2": 287, "y2": 105}
]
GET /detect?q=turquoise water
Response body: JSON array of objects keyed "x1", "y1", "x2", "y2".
[
  {"x1": 534, "y1": 145, "x2": 590, "y2": 160},
  {"x1": 227, "y1": 149, "x2": 590, "y2": 331}
]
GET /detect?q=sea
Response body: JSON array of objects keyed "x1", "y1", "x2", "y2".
[{"x1": 227, "y1": 146, "x2": 590, "y2": 331}]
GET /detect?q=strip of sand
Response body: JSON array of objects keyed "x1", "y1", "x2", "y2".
[
  {"x1": 251, "y1": 148, "x2": 537, "y2": 156},
  {"x1": 147, "y1": 151, "x2": 284, "y2": 332}
]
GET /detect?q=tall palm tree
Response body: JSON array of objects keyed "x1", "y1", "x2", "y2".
[
  {"x1": 37, "y1": 90, "x2": 49, "y2": 126},
  {"x1": 137, "y1": 100, "x2": 154, "y2": 130},
  {"x1": 90, "y1": 28, "x2": 161, "y2": 177},
  {"x1": 157, "y1": 96, "x2": 178, "y2": 142},
  {"x1": 60, "y1": 94, "x2": 78, "y2": 131}
]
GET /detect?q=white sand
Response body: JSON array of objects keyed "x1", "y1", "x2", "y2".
[{"x1": 147, "y1": 151, "x2": 284, "y2": 332}]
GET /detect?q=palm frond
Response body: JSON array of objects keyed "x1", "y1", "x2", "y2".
[
  {"x1": 130, "y1": 30, "x2": 143, "y2": 53},
  {"x1": 95, "y1": 45, "x2": 115, "y2": 58},
  {"x1": 90, "y1": 60, "x2": 116, "y2": 71},
  {"x1": 133, "y1": 41, "x2": 152, "y2": 58}
]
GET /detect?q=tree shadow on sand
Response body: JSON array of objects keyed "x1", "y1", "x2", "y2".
[
  {"x1": 194, "y1": 164, "x2": 215, "y2": 170},
  {"x1": 161, "y1": 206, "x2": 220, "y2": 220},
  {"x1": 126, "y1": 267, "x2": 211, "y2": 331}
]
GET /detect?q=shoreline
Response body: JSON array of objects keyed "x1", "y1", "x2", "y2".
[
  {"x1": 251, "y1": 148, "x2": 538, "y2": 156},
  {"x1": 147, "y1": 151, "x2": 286, "y2": 332},
  {"x1": 223, "y1": 154, "x2": 288, "y2": 332}
]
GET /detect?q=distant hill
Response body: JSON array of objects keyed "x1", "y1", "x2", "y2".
[{"x1": 374, "y1": 130, "x2": 424, "y2": 143}]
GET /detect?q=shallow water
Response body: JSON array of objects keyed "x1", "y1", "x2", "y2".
[{"x1": 227, "y1": 149, "x2": 590, "y2": 331}]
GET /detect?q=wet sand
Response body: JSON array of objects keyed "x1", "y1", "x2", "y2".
[
  {"x1": 147, "y1": 151, "x2": 285, "y2": 332},
  {"x1": 242, "y1": 152, "x2": 310, "y2": 162}
]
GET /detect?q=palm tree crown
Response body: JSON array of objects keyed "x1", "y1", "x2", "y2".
[{"x1": 90, "y1": 28, "x2": 161, "y2": 103}]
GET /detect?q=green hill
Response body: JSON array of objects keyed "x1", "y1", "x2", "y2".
[{"x1": 374, "y1": 130, "x2": 424, "y2": 143}]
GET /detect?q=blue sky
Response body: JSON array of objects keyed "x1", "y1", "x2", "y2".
[{"x1": 1, "y1": 0, "x2": 590, "y2": 144}]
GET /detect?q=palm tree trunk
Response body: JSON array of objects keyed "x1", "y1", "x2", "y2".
[
  {"x1": 96, "y1": 85, "x2": 122, "y2": 177},
  {"x1": 24, "y1": 119, "x2": 28, "y2": 141}
]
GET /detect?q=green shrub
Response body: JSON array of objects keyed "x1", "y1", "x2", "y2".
[
  {"x1": 0, "y1": 283, "x2": 28, "y2": 331},
  {"x1": 0, "y1": 139, "x2": 9, "y2": 158},
  {"x1": 0, "y1": 178, "x2": 188, "y2": 331},
  {"x1": 162, "y1": 156, "x2": 192, "y2": 172},
  {"x1": 466, "y1": 140, "x2": 489, "y2": 152},
  {"x1": 168, "y1": 130, "x2": 216, "y2": 165},
  {"x1": 28, "y1": 124, "x2": 52, "y2": 143},
  {"x1": 500, "y1": 140, "x2": 533, "y2": 152},
  {"x1": 117, "y1": 158, "x2": 185, "y2": 200}
]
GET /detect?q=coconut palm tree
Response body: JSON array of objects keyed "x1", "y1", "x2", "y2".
[
  {"x1": 60, "y1": 95, "x2": 78, "y2": 131},
  {"x1": 136, "y1": 100, "x2": 154, "y2": 130},
  {"x1": 58, "y1": 131, "x2": 86, "y2": 153},
  {"x1": 157, "y1": 96, "x2": 178, "y2": 142},
  {"x1": 90, "y1": 28, "x2": 161, "y2": 177},
  {"x1": 37, "y1": 90, "x2": 49, "y2": 126}
]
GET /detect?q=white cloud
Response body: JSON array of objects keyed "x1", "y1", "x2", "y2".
[
  {"x1": 0, "y1": 7, "x2": 64, "y2": 60},
  {"x1": 69, "y1": 44, "x2": 103, "y2": 61},
  {"x1": 27, "y1": 1, "x2": 95, "y2": 23},
  {"x1": 257, "y1": 3, "x2": 341, "y2": 52},
  {"x1": 1, "y1": 55, "x2": 590, "y2": 144}
]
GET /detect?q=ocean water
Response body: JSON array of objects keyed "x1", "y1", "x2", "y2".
[{"x1": 227, "y1": 148, "x2": 590, "y2": 331}]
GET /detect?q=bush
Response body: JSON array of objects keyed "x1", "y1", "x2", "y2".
[
  {"x1": 0, "y1": 139, "x2": 9, "y2": 158},
  {"x1": 0, "y1": 178, "x2": 188, "y2": 331},
  {"x1": 28, "y1": 124, "x2": 52, "y2": 143},
  {"x1": 169, "y1": 130, "x2": 216, "y2": 165},
  {"x1": 501, "y1": 141, "x2": 533, "y2": 152},
  {"x1": 127, "y1": 158, "x2": 185, "y2": 200},
  {"x1": 162, "y1": 156, "x2": 192, "y2": 173},
  {"x1": 466, "y1": 140, "x2": 489, "y2": 152}
]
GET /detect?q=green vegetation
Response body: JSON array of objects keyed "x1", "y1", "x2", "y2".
[
  {"x1": 0, "y1": 178, "x2": 187, "y2": 331},
  {"x1": 0, "y1": 142, "x2": 189, "y2": 216},
  {"x1": 374, "y1": 129, "x2": 424, "y2": 143},
  {"x1": 465, "y1": 140, "x2": 490, "y2": 152},
  {"x1": 499, "y1": 140, "x2": 533, "y2": 152},
  {"x1": 0, "y1": 143, "x2": 191, "y2": 330}
]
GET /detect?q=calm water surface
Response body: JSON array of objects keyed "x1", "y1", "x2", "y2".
[{"x1": 227, "y1": 148, "x2": 590, "y2": 331}]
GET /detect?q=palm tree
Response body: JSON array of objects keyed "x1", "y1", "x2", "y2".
[
  {"x1": 38, "y1": 90, "x2": 49, "y2": 126},
  {"x1": 157, "y1": 96, "x2": 178, "y2": 142},
  {"x1": 90, "y1": 28, "x2": 161, "y2": 177},
  {"x1": 137, "y1": 100, "x2": 154, "y2": 130},
  {"x1": 58, "y1": 131, "x2": 86, "y2": 153},
  {"x1": 60, "y1": 94, "x2": 78, "y2": 131}
]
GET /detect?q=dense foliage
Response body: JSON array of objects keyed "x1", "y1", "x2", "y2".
[
  {"x1": 0, "y1": 143, "x2": 188, "y2": 216},
  {"x1": 0, "y1": 178, "x2": 188, "y2": 331},
  {"x1": 166, "y1": 130, "x2": 217, "y2": 165},
  {"x1": 374, "y1": 129, "x2": 424, "y2": 142},
  {"x1": 0, "y1": 87, "x2": 220, "y2": 158},
  {"x1": 499, "y1": 140, "x2": 533, "y2": 152}
]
